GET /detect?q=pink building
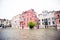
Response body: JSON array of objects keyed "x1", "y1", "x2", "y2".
[
  {"x1": 54, "y1": 11, "x2": 60, "y2": 27},
  {"x1": 20, "y1": 9, "x2": 38, "y2": 29}
]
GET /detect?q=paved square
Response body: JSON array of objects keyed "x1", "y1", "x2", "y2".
[{"x1": 0, "y1": 28, "x2": 60, "y2": 40}]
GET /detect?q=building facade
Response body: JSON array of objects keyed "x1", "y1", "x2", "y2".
[
  {"x1": 54, "y1": 11, "x2": 60, "y2": 29},
  {"x1": 0, "y1": 19, "x2": 11, "y2": 28},
  {"x1": 11, "y1": 14, "x2": 20, "y2": 29},
  {"x1": 20, "y1": 9, "x2": 38, "y2": 29},
  {"x1": 38, "y1": 11, "x2": 56, "y2": 28}
]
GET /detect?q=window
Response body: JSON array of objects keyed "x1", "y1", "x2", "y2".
[
  {"x1": 49, "y1": 22, "x2": 50, "y2": 25},
  {"x1": 59, "y1": 20, "x2": 60, "y2": 23},
  {"x1": 27, "y1": 18, "x2": 28, "y2": 21},
  {"x1": 27, "y1": 14, "x2": 29, "y2": 16},
  {"x1": 48, "y1": 18, "x2": 50, "y2": 20},
  {"x1": 46, "y1": 19, "x2": 47, "y2": 20},
  {"x1": 58, "y1": 15, "x2": 59, "y2": 17},
  {"x1": 44, "y1": 19, "x2": 45, "y2": 21},
  {"x1": 6, "y1": 22, "x2": 8, "y2": 24},
  {"x1": 42, "y1": 23, "x2": 44, "y2": 25},
  {"x1": 24, "y1": 18, "x2": 25, "y2": 21},
  {"x1": 24, "y1": 23, "x2": 25, "y2": 25},
  {"x1": 42, "y1": 19, "x2": 43, "y2": 21},
  {"x1": 45, "y1": 22, "x2": 48, "y2": 25},
  {"x1": 15, "y1": 21, "x2": 16, "y2": 23},
  {"x1": 32, "y1": 15, "x2": 36, "y2": 18},
  {"x1": 22, "y1": 16, "x2": 24, "y2": 17},
  {"x1": 52, "y1": 18, "x2": 55, "y2": 20},
  {"x1": 30, "y1": 18, "x2": 32, "y2": 20},
  {"x1": 35, "y1": 15, "x2": 37, "y2": 18},
  {"x1": 39, "y1": 20, "x2": 40, "y2": 21},
  {"x1": 44, "y1": 19, "x2": 47, "y2": 22},
  {"x1": 52, "y1": 21, "x2": 55, "y2": 24},
  {"x1": 38, "y1": 23, "x2": 40, "y2": 25},
  {"x1": 58, "y1": 15, "x2": 60, "y2": 19},
  {"x1": 24, "y1": 11, "x2": 27, "y2": 13},
  {"x1": 35, "y1": 20, "x2": 37, "y2": 21},
  {"x1": 43, "y1": 13, "x2": 47, "y2": 16},
  {"x1": 32, "y1": 9, "x2": 34, "y2": 11}
]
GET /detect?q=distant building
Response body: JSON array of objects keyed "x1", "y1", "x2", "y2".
[
  {"x1": 38, "y1": 10, "x2": 56, "y2": 28},
  {"x1": 0, "y1": 19, "x2": 11, "y2": 28},
  {"x1": 54, "y1": 11, "x2": 60, "y2": 29},
  {"x1": 11, "y1": 14, "x2": 20, "y2": 29},
  {"x1": 20, "y1": 9, "x2": 38, "y2": 29},
  {"x1": 19, "y1": 14, "x2": 24, "y2": 29}
]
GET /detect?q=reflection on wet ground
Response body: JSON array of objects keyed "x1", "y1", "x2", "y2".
[{"x1": 0, "y1": 28, "x2": 60, "y2": 40}]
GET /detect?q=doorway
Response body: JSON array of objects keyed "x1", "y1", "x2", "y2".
[{"x1": 44, "y1": 19, "x2": 48, "y2": 28}]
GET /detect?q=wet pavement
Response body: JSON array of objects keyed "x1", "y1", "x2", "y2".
[{"x1": 0, "y1": 28, "x2": 60, "y2": 40}]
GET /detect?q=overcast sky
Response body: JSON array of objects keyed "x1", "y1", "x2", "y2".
[{"x1": 0, "y1": 0, "x2": 60, "y2": 20}]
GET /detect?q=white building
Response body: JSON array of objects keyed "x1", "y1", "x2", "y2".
[
  {"x1": 3, "y1": 19, "x2": 11, "y2": 27},
  {"x1": 11, "y1": 14, "x2": 20, "y2": 29},
  {"x1": 0, "y1": 19, "x2": 11, "y2": 28},
  {"x1": 38, "y1": 10, "x2": 56, "y2": 28}
]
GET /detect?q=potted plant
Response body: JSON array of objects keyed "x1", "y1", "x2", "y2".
[{"x1": 28, "y1": 21, "x2": 36, "y2": 29}]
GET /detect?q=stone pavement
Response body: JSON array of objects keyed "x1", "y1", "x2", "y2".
[{"x1": 0, "y1": 28, "x2": 60, "y2": 40}]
